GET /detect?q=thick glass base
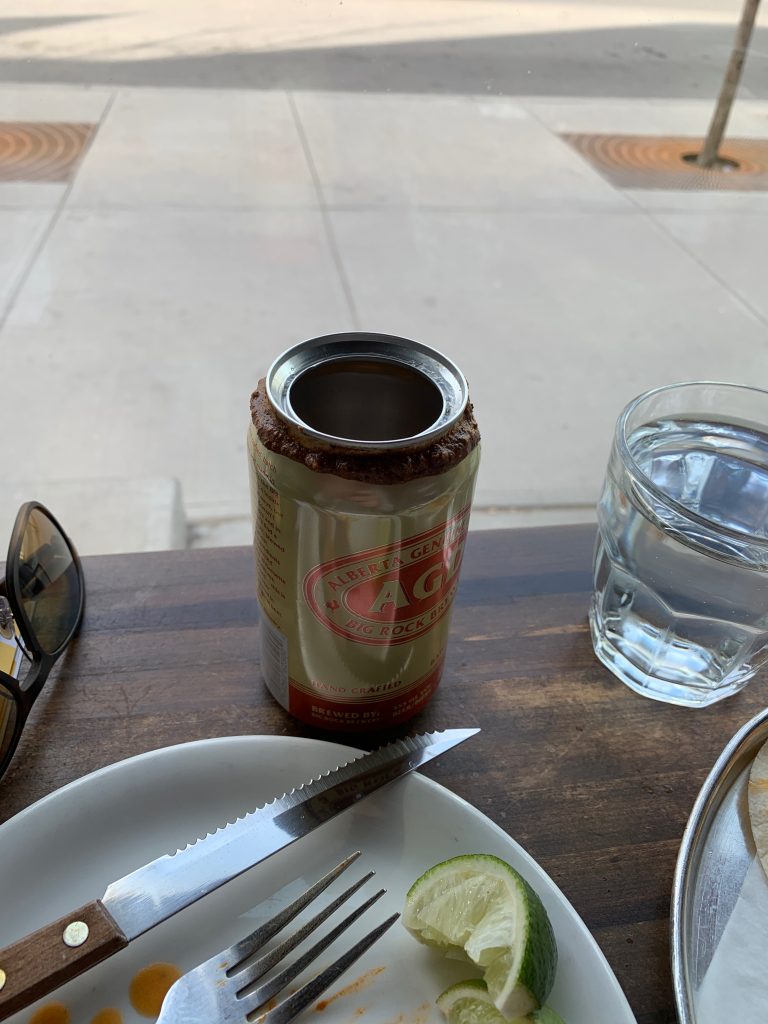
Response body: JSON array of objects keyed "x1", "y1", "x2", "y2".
[{"x1": 589, "y1": 606, "x2": 751, "y2": 708}]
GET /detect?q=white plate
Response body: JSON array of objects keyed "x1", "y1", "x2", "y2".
[{"x1": 0, "y1": 736, "x2": 637, "y2": 1024}]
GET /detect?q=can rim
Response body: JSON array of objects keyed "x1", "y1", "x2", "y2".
[{"x1": 266, "y1": 332, "x2": 469, "y2": 450}]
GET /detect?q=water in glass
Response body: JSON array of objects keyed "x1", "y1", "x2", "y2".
[{"x1": 591, "y1": 415, "x2": 768, "y2": 706}]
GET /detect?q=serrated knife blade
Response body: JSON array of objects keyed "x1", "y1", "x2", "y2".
[{"x1": 0, "y1": 728, "x2": 478, "y2": 1020}]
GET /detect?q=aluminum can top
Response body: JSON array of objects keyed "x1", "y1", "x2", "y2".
[{"x1": 266, "y1": 332, "x2": 468, "y2": 452}]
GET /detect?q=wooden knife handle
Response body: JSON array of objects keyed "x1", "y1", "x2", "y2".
[{"x1": 0, "y1": 900, "x2": 128, "y2": 1020}]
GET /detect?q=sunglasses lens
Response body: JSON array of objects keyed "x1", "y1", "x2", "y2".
[
  {"x1": 0, "y1": 681, "x2": 18, "y2": 767},
  {"x1": 18, "y1": 508, "x2": 81, "y2": 655}
]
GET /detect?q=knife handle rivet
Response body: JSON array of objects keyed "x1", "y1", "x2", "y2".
[
  {"x1": 63, "y1": 921, "x2": 89, "y2": 948},
  {"x1": 0, "y1": 967, "x2": 6, "y2": 991}
]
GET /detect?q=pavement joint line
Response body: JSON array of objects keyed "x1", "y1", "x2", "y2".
[
  {"x1": 621, "y1": 186, "x2": 768, "y2": 332},
  {"x1": 0, "y1": 90, "x2": 118, "y2": 333},
  {"x1": 520, "y1": 99, "x2": 642, "y2": 213},
  {"x1": 53, "y1": 203, "x2": 658, "y2": 214},
  {"x1": 39, "y1": 201, "x2": 768, "y2": 216},
  {"x1": 62, "y1": 202, "x2": 329, "y2": 213},
  {"x1": 325, "y1": 205, "x2": 648, "y2": 215},
  {"x1": 287, "y1": 89, "x2": 361, "y2": 330},
  {"x1": 473, "y1": 504, "x2": 596, "y2": 512}
]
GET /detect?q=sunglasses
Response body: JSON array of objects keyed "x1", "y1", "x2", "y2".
[{"x1": 0, "y1": 502, "x2": 84, "y2": 781}]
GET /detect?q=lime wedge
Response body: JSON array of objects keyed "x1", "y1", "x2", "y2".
[
  {"x1": 437, "y1": 979, "x2": 507, "y2": 1023},
  {"x1": 403, "y1": 854, "x2": 557, "y2": 1017},
  {"x1": 437, "y1": 980, "x2": 566, "y2": 1024}
]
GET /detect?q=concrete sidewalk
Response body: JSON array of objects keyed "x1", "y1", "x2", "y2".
[{"x1": 1, "y1": 82, "x2": 767, "y2": 551}]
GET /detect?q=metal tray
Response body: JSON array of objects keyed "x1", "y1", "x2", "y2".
[{"x1": 671, "y1": 706, "x2": 768, "y2": 1023}]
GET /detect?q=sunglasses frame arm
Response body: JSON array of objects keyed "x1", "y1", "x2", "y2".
[{"x1": 4, "y1": 501, "x2": 85, "y2": 662}]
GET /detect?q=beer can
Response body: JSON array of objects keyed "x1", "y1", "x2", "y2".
[{"x1": 248, "y1": 332, "x2": 480, "y2": 731}]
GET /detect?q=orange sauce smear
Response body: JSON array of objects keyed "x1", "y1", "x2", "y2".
[
  {"x1": 380, "y1": 1006, "x2": 430, "y2": 1024},
  {"x1": 314, "y1": 967, "x2": 386, "y2": 1011},
  {"x1": 28, "y1": 1005, "x2": 70, "y2": 1024},
  {"x1": 129, "y1": 963, "x2": 182, "y2": 1018},
  {"x1": 91, "y1": 1010, "x2": 123, "y2": 1024}
]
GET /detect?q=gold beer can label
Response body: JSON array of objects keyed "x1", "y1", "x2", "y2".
[{"x1": 249, "y1": 332, "x2": 480, "y2": 731}]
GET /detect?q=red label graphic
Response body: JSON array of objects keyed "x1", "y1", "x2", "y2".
[{"x1": 302, "y1": 507, "x2": 470, "y2": 646}]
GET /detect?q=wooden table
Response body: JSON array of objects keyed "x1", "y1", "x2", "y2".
[{"x1": 3, "y1": 524, "x2": 767, "y2": 1024}]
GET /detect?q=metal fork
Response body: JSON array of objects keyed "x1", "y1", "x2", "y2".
[{"x1": 156, "y1": 852, "x2": 398, "y2": 1024}]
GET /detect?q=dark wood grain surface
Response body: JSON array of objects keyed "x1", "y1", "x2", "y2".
[{"x1": 3, "y1": 524, "x2": 768, "y2": 1024}]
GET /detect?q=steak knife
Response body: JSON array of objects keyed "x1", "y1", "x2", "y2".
[{"x1": 0, "y1": 728, "x2": 478, "y2": 1020}]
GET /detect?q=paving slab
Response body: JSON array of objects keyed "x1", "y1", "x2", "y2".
[
  {"x1": 0, "y1": 208, "x2": 54, "y2": 313},
  {"x1": 294, "y1": 92, "x2": 632, "y2": 210},
  {"x1": 469, "y1": 505, "x2": 598, "y2": 529},
  {"x1": 329, "y1": 206, "x2": 768, "y2": 507},
  {"x1": 624, "y1": 189, "x2": 768, "y2": 212},
  {"x1": 650, "y1": 209, "x2": 768, "y2": 323},
  {"x1": 0, "y1": 477, "x2": 185, "y2": 556},
  {"x1": 189, "y1": 515, "x2": 252, "y2": 550},
  {"x1": 522, "y1": 97, "x2": 768, "y2": 136},
  {"x1": 68, "y1": 88, "x2": 318, "y2": 209},
  {"x1": 520, "y1": 97, "x2": 768, "y2": 211},
  {"x1": 0, "y1": 183, "x2": 66, "y2": 209},
  {"x1": 0, "y1": 83, "x2": 112, "y2": 123},
  {"x1": 3, "y1": 82, "x2": 767, "y2": 544},
  {"x1": 3, "y1": 207, "x2": 354, "y2": 516},
  {"x1": 0, "y1": 85, "x2": 111, "y2": 208}
]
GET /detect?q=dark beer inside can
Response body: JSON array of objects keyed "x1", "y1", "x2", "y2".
[
  {"x1": 289, "y1": 358, "x2": 444, "y2": 443},
  {"x1": 268, "y1": 333, "x2": 469, "y2": 451}
]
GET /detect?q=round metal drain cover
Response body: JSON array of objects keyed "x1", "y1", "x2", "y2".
[
  {"x1": 562, "y1": 133, "x2": 768, "y2": 191},
  {"x1": 0, "y1": 122, "x2": 95, "y2": 182}
]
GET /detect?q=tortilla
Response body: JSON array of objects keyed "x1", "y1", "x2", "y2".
[{"x1": 748, "y1": 738, "x2": 768, "y2": 875}]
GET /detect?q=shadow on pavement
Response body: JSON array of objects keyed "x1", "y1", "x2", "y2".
[
  {"x1": 0, "y1": 15, "x2": 111, "y2": 38},
  {"x1": 0, "y1": 22, "x2": 767, "y2": 98}
]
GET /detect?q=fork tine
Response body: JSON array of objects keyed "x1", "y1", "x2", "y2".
[
  {"x1": 230, "y1": 871, "x2": 375, "y2": 990},
  {"x1": 254, "y1": 912, "x2": 400, "y2": 1024},
  {"x1": 240, "y1": 889, "x2": 387, "y2": 1014},
  {"x1": 225, "y1": 852, "x2": 362, "y2": 971}
]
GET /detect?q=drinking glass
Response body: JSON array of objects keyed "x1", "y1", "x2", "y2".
[{"x1": 590, "y1": 382, "x2": 768, "y2": 707}]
